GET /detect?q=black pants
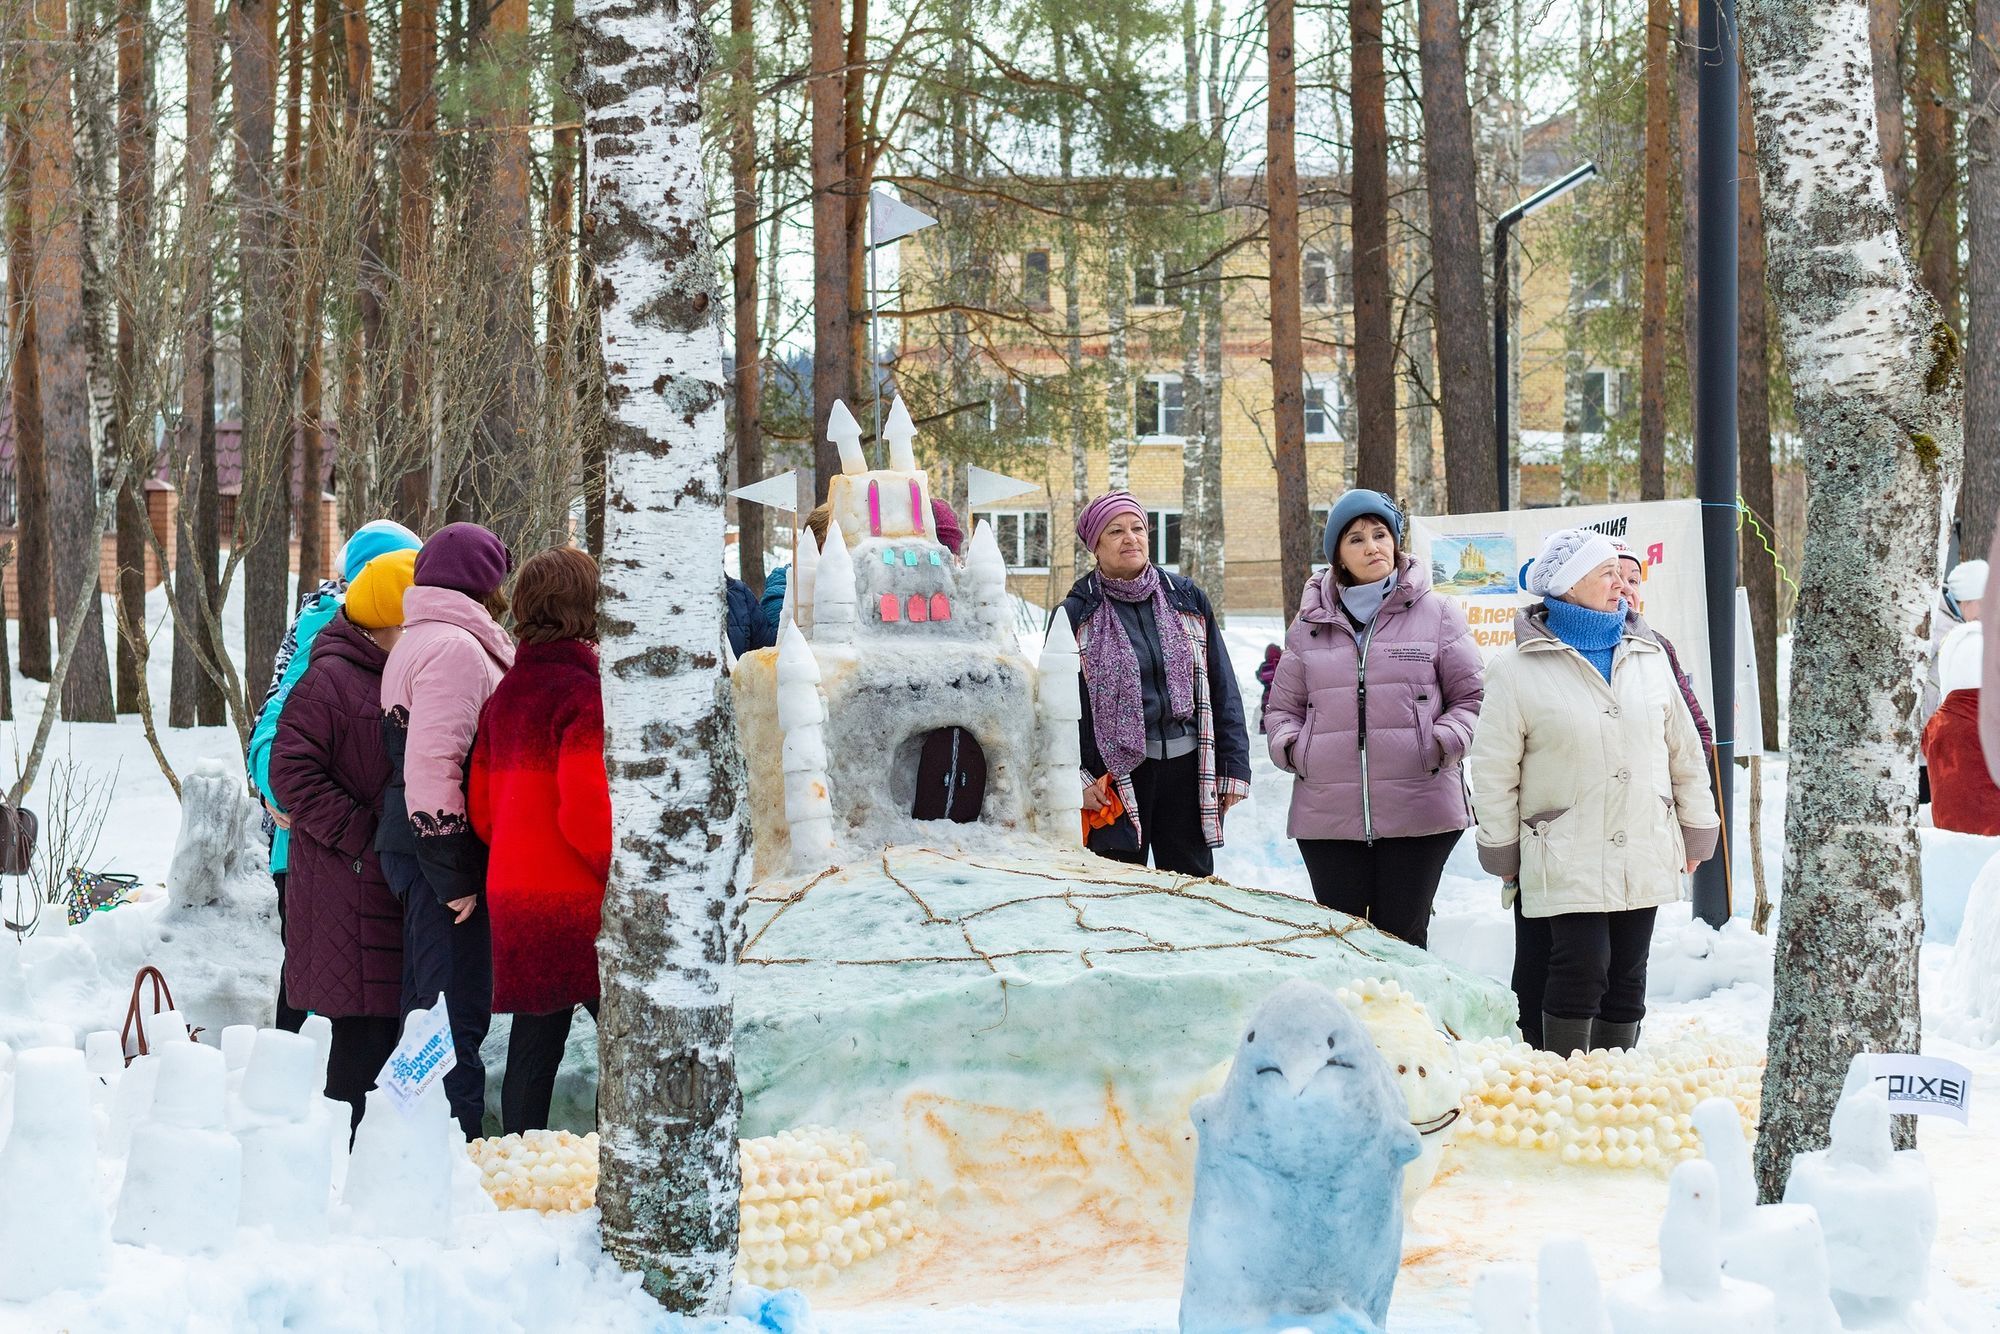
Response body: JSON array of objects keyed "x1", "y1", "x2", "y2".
[
  {"x1": 381, "y1": 850, "x2": 493, "y2": 1140},
  {"x1": 324, "y1": 1014, "x2": 401, "y2": 1134},
  {"x1": 1542, "y1": 906, "x2": 1657, "y2": 1023},
  {"x1": 271, "y1": 871, "x2": 308, "y2": 1034},
  {"x1": 1511, "y1": 897, "x2": 1551, "y2": 1048},
  {"x1": 1297, "y1": 831, "x2": 1460, "y2": 949},
  {"x1": 502, "y1": 999, "x2": 601, "y2": 1136},
  {"x1": 1096, "y1": 751, "x2": 1214, "y2": 877}
]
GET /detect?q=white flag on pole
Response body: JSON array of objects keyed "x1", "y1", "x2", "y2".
[
  {"x1": 870, "y1": 190, "x2": 938, "y2": 247},
  {"x1": 968, "y1": 465, "x2": 1040, "y2": 510},
  {"x1": 730, "y1": 469, "x2": 804, "y2": 514}
]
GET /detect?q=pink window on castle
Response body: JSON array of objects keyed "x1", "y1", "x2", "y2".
[
  {"x1": 878, "y1": 593, "x2": 902, "y2": 622},
  {"x1": 929, "y1": 593, "x2": 952, "y2": 622},
  {"x1": 906, "y1": 594, "x2": 929, "y2": 623}
]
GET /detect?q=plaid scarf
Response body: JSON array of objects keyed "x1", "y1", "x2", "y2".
[{"x1": 1083, "y1": 567, "x2": 1196, "y2": 778}]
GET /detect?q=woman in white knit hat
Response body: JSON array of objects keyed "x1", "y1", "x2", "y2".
[{"x1": 1467, "y1": 527, "x2": 1720, "y2": 1056}]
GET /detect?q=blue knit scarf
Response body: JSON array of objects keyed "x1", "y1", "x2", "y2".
[{"x1": 1542, "y1": 596, "x2": 1625, "y2": 683}]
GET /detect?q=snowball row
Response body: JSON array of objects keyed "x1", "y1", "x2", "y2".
[{"x1": 736, "y1": 1126, "x2": 915, "y2": 1292}]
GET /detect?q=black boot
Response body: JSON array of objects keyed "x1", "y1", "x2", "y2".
[
  {"x1": 1541, "y1": 1013, "x2": 1593, "y2": 1057},
  {"x1": 1590, "y1": 1019, "x2": 1641, "y2": 1052}
]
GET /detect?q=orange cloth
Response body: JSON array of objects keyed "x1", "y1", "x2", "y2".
[{"x1": 1924, "y1": 688, "x2": 2000, "y2": 836}]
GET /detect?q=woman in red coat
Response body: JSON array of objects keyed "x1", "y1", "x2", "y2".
[{"x1": 469, "y1": 546, "x2": 612, "y2": 1134}]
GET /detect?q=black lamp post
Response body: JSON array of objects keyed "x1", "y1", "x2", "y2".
[{"x1": 1492, "y1": 161, "x2": 1599, "y2": 510}]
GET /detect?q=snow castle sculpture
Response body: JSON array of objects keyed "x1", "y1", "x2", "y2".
[{"x1": 733, "y1": 397, "x2": 1079, "y2": 870}]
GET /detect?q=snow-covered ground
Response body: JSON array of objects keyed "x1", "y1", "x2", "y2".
[{"x1": 3, "y1": 599, "x2": 1999, "y2": 1331}]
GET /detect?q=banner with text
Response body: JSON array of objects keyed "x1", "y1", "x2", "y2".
[{"x1": 1408, "y1": 499, "x2": 1713, "y2": 720}]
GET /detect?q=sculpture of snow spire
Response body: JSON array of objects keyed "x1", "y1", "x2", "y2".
[
  {"x1": 813, "y1": 519, "x2": 858, "y2": 645},
  {"x1": 964, "y1": 519, "x2": 1010, "y2": 643},
  {"x1": 775, "y1": 619, "x2": 836, "y2": 869},
  {"x1": 829, "y1": 399, "x2": 867, "y2": 475},
  {"x1": 1692, "y1": 1099, "x2": 1840, "y2": 1334},
  {"x1": 794, "y1": 523, "x2": 820, "y2": 636},
  {"x1": 885, "y1": 394, "x2": 918, "y2": 472},
  {"x1": 1471, "y1": 1263, "x2": 1535, "y2": 1334},
  {"x1": 113, "y1": 1040, "x2": 243, "y2": 1255},
  {"x1": 1034, "y1": 610, "x2": 1085, "y2": 842},
  {"x1": 1537, "y1": 1236, "x2": 1610, "y2": 1334},
  {"x1": 1609, "y1": 1159, "x2": 1777, "y2": 1332}
]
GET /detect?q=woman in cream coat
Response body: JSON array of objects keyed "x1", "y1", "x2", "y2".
[{"x1": 1467, "y1": 528, "x2": 1719, "y2": 1056}]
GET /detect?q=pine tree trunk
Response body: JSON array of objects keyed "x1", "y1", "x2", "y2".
[
  {"x1": 1967, "y1": 0, "x2": 2000, "y2": 554},
  {"x1": 1417, "y1": 0, "x2": 1495, "y2": 513},
  {"x1": 1910, "y1": 0, "x2": 1958, "y2": 325},
  {"x1": 171, "y1": 0, "x2": 224, "y2": 729},
  {"x1": 113, "y1": 0, "x2": 153, "y2": 716},
  {"x1": 731, "y1": 0, "x2": 765, "y2": 592},
  {"x1": 339, "y1": 0, "x2": 386, "y2": 535},
  {"x1": 1349, "y1": 0, "x2": 1394, "y2": 494},
  {"x1": 574, "y1": 0, "x2": 747, "y2": 1309},
  {"x1": 1742, "y1": 0, "x2": 1963, "y2": 1201},
  {"x1": 809, "y1": 0, "x2": 851, "y2": 496},
  {"x1": 393, "y1": 0, "x2": 435, "y2": 526},
  {"x1": 1737, "y1": 68, "x2": 1781, "y2": 753},
  {"x1": 3, "y1": 87, "x2": 53, "y2": 684},
  {"x1": 1870, "y1": 0, "x2": 1909, "y2": 224},
  {"x1": 1676, "y1": 0, "x2": 1701, "y2": 416},
  {"x1": 1268, "y1": 0, "x2": 1310, "y2": 619},
  {"x1": 296, "y1": 0, "x2": 332, "y2": 588},
  {"x1": 27, "y1": 0, "x2": 116, "y2": 723},
  {"x1": 1638, "y1": 0, "x2": 1669, "y2": 501},
  {"x1": 237, "y1": 0, "x2": 292, "y2": 694},
  {"x1": 842, "y1": 0, "x2": 868, "y2": 413}
]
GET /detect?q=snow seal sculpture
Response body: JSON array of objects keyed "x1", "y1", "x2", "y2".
[{"x1": 1179, "y1": 978, "x2": 1420, "y2": 1333}]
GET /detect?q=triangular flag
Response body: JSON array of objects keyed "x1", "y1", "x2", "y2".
[
  {"x1": 968, "y1": 465, "x2": 1039, "y2": 509},
  {"x1": 731, "y1": 469, "x2": 804, "y2": 514},
  {"x1": 870, "y1": 190, "x2": 939, "y2": 247}
]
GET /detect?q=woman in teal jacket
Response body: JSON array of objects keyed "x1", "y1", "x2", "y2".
[{"x1": 248, "y1": 519, "x2": 421, "y2": 1027}]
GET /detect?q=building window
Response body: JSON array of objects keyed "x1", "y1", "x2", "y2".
[
  {"x1": 988, "y1": 381, "x2": 1029, "y2": 430},
  {"x1": 1136, "y1": 374, "x2": 1185, "y2": 438},
  {"x1": 1580, "y1": 368, "x2": 1626, "y2": 434},
  {"x1": 1303, "y1": 250, "x2": 1332, "y2": 306},
  {"x1": 1022, "y1": 250, "x2": 1051, "y2": 307},
  {"x1": 1304, "y1": 378, "x2": 1335, "y2": 439},
  {"x1": 1147, "y1": 509, "x2": 1183, "y2": 569},
  {"x1": 1133, "y1": 252, "x2": 1178, "y2": 308},
  {"x1": 975, "y1": 509, "x2": 1051, "y2": 570}
]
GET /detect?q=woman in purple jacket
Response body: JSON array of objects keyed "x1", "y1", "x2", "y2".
[{"x1": 1264, "y1": 490, "x2": 1484, "y2": 947}]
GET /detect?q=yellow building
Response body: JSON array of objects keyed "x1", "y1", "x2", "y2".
[{"x1": 898, "y1": 177, "x2": 1595, "y2": 615}]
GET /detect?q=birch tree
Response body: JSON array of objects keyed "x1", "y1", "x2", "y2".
[
  {"x1": 577, "y1": 0, "x2": 748, "y2": 1309},
  {"x1": 1741, "y1": 0, "x2": 1964, "y2": 1199}
]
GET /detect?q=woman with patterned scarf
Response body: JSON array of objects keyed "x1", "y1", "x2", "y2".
[{"x1": 1056, "y1": 492, "x2": 1251, "y2": 875}]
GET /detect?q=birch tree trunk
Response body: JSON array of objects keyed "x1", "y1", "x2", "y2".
[
  {"x1": 1404, "y1": 242, "x2": 1438, "y2": 515},
  {"x1": 1742, "y1": 0, "x2": 1964, "y2": 1200},
  {"x1": 575, "y1": 0, "x2": 747, "y2": 1309},
  {"x1": 1966, "y1": 0, "x2": 2000, "y2": 554},
  {"x1": 1417, "y1": 0, "x2": 1495, "y2": 513},
  {"x1": 27, "y1": 0, "x2": 116, "y2": 723},
  {"x1": 1105, "y1": 186, "x2": 1132, "y2": 494}
]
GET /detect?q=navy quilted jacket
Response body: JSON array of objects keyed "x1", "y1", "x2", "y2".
[{"x1": 269, "y1": 612, "x2": 403, "y2": 1017}]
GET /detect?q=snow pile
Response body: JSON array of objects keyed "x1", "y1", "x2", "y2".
[
  {"x1": 1605, "y1": 1160, "x2": 1778, "y2": 1331},
  {"x1": 1643, "y1": 907, "x2": 1773, "y2": 1003},
  {"x1": 1918, "y1": 830, "x2": 1999, "y2": 945},
  {"x1": 1458, "y1": 1032, "x2": 1763, "y2": 1170},
  {"x1": 1933, "y1": 852, "x2": 2000, "y2": 1047}
]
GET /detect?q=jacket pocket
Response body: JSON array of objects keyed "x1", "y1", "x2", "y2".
[
  {"x1": 1519, "y1": 807, "x2": 1572, "y2": 897},
  {"x1": 1414, "y1": 691, "x2": 1440, "y2": 773},
  {"x1": 1293, "y1": 701, "x2": 1315, "y2": 781},
  {"x1": 1662, "y1": 795, "x2": 1686, "y2": 870}
]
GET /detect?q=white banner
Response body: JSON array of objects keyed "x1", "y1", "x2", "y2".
[
  {"x1": 1865, "y1": 1053, "x2": 1974, "y2": 1124},
  {"x1": 377, "y1": 993, "x2": 458, "y2": 1117},
  {"x1": 1407, "y1": 499, "x2": 1713, "y2": 721}
]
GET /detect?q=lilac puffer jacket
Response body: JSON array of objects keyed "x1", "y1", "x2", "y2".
[{"x1": 1265, "y1": 556, "x2": 1484, "y2": 842}]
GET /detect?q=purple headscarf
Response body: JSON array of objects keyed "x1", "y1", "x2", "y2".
[
  {"x1": 1083, "y1": 566, "x2": 1196, "y2": 779},
  {"x1": 1076, "y1": 492, "x2": 1147, "y2": 553}
]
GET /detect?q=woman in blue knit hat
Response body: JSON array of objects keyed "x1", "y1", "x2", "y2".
[
  {"x1": 1466, "y1": 526, "x2": 1719, "y2": 1056},
  {"x1": 1263, "y1": 489, "x2": 1484, "y2": 947}
]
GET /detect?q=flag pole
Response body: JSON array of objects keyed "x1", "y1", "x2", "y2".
[{"x1": 870, "y1": 193, "x2": 883, "y2": 453}]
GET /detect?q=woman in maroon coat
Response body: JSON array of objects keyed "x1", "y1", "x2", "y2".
[
  {"x1": 269, "y1": 551, "x2": 417, "y2": 1129},
  {"x1": 469, "y1": 546, "x2": 612, "y2": 1134}
]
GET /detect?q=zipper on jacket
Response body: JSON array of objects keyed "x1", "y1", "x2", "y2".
[{"x1": 1357, "y1": 615, "x2": 1381, "y2": 844}]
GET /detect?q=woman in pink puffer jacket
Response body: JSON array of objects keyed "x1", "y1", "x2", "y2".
[{"x1": 1264, "y1": 490, "x2": 1484, "y2": 947}]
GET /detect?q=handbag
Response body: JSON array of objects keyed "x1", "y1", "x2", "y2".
[
  {"x1": 121, "y1": 964, "x2": 201, "y2": 1064},
  {"x1": 0, "y1": 805, "x2": 35, "y2": 877}
]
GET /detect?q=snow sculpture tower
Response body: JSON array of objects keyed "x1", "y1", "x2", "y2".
[
  {"x1": 1692, "y1": 1099, "x2": 1838, "y2": 1334},
  {"x1": 1609, "y1": 1160, "x2": 1776, "y2": 1332},
  {"x1": 234, "y1": 1029, "x2": 336, "y2": 1238},
  {"x1": 0, "y1": 1049, "x2": 107, "y2": 1301},
  {"x1": 731, "y1": 398, "x2": 1044, "y2": 872},
  {"x1": 1033, "y1": 611, "x2": 1084, "y2": 844},
  {"x1": 113, "y1": 1040, "x2": 243, "y2": 1254}
]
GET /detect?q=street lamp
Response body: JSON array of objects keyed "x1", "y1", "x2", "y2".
[{"x1": 1492, "y1": 161, "x2": 1598, "y2": 509}]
